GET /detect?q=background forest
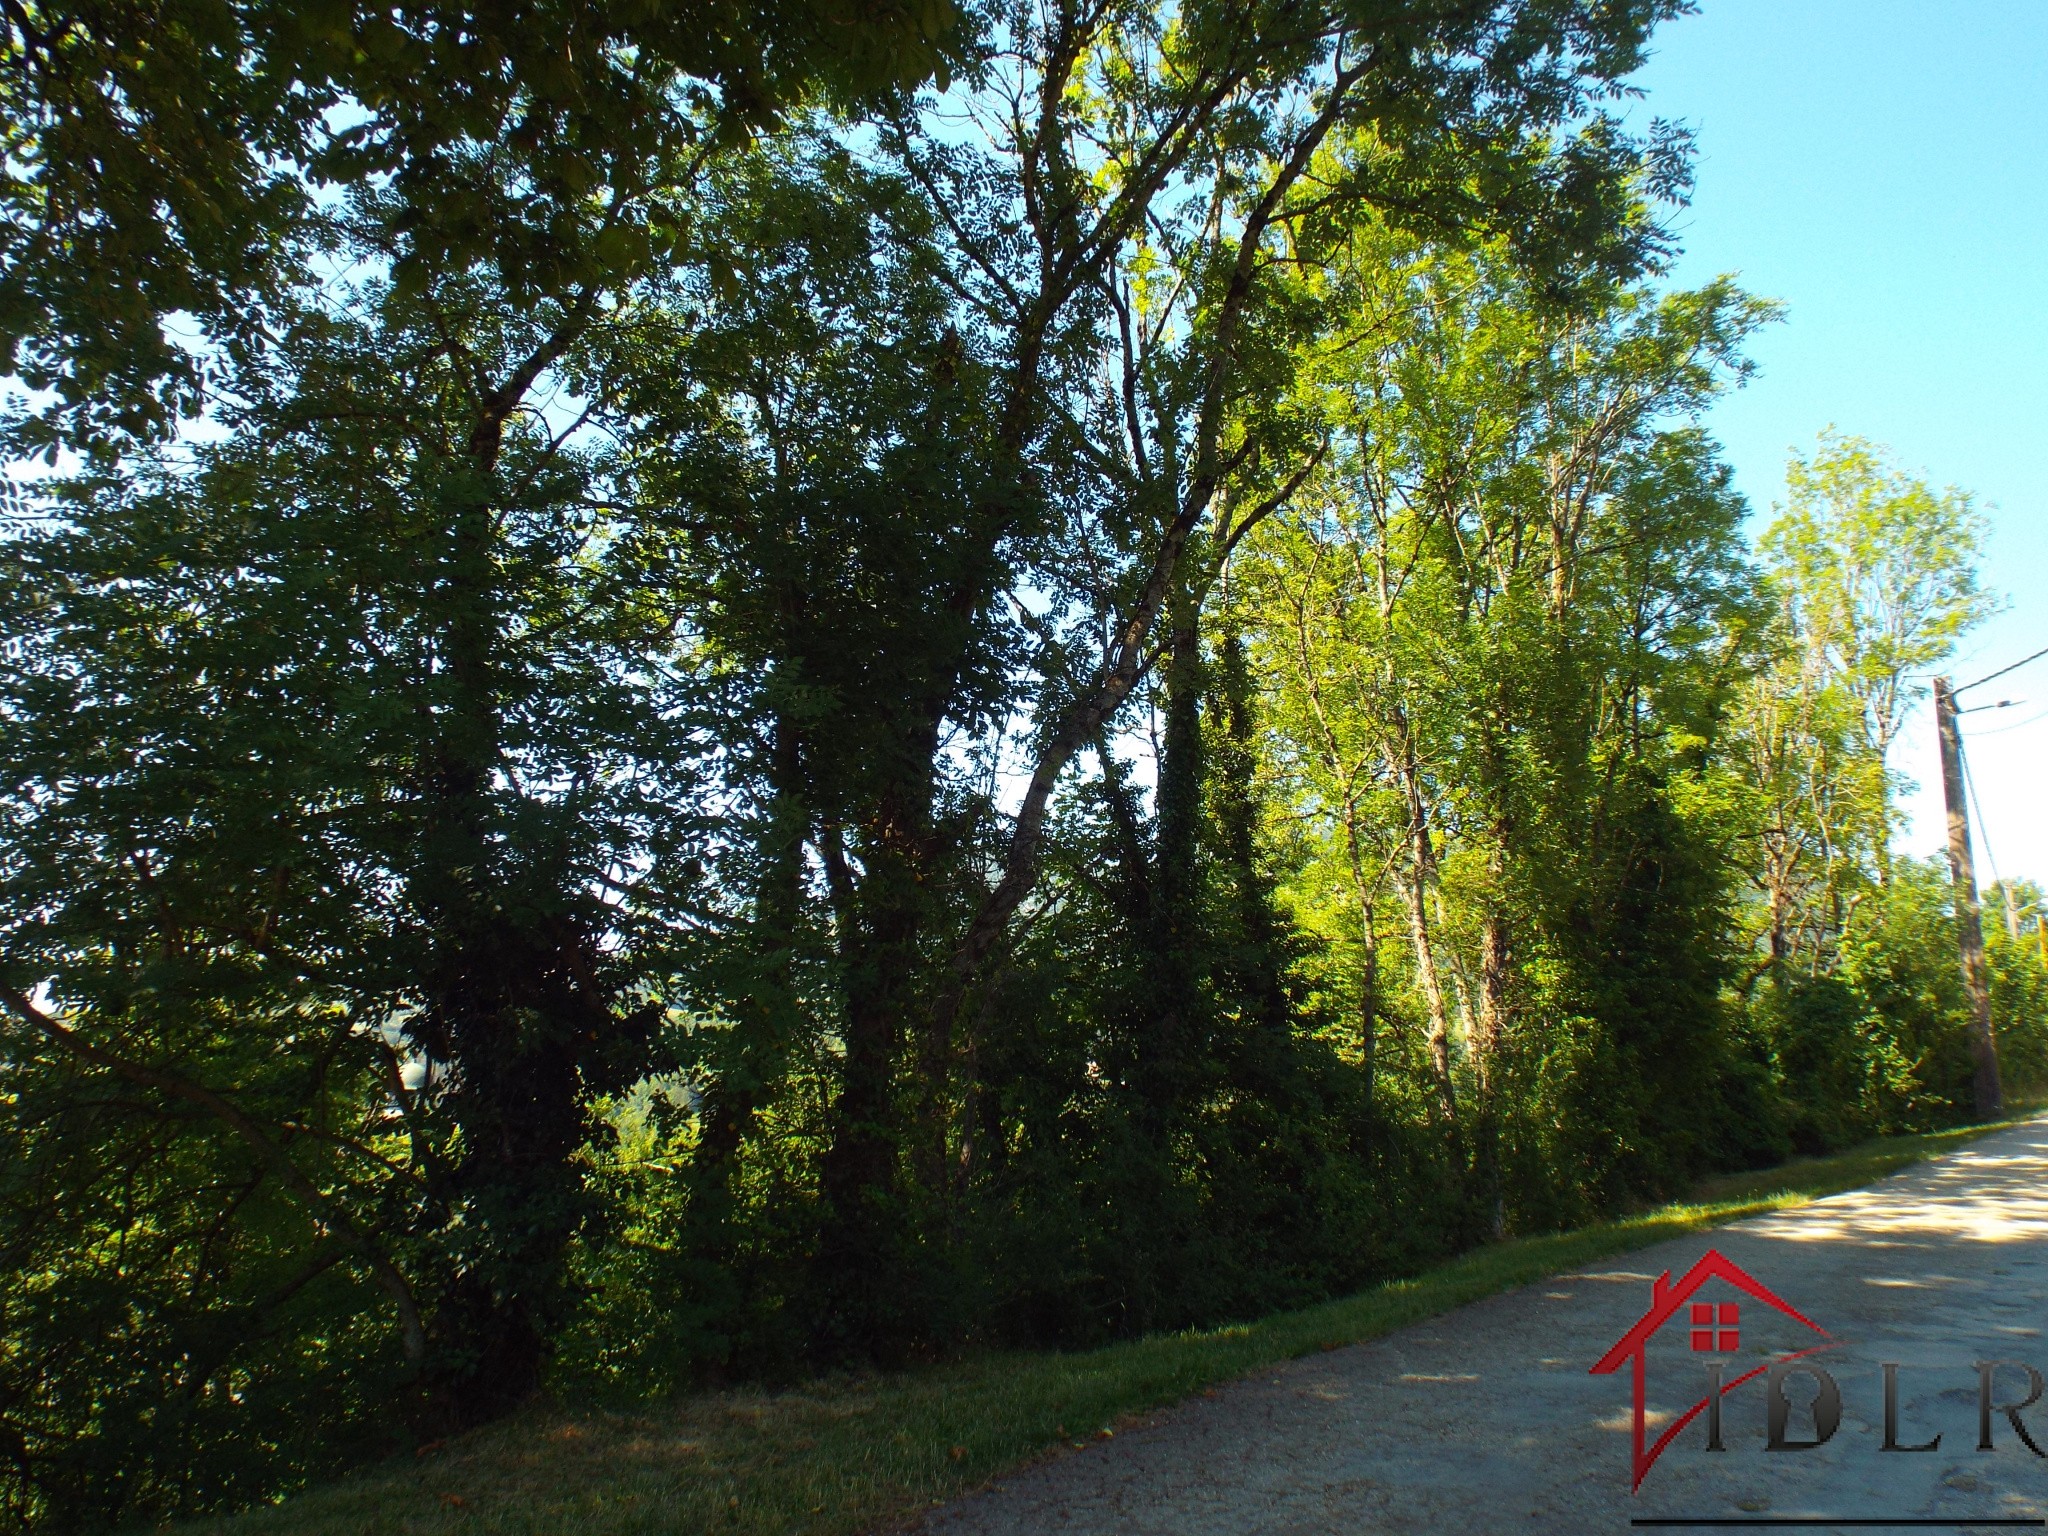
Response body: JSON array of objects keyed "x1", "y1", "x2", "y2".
[{"x1": 2, "y1": 0, "x2": 2043, "y2": 1528}]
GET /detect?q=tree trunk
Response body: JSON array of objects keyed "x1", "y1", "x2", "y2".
[
  {"x1": 1393, "y1": 711, "x2": 1457, "y2": 1124},
  {"x1": 1144, "y1": 600, "x2": 1205, "y2": 1133},
  {"x1": 411, "y1": 437, "x2": 614, "y2": 1426},
  {"x1": 1214, "y1": 632, "x2": 1289, "y2": 1037},
  {"x1": 689, "y1": 713, "x2": 807, "y2": 1304},
  {"x1": 1471, "y1": 704, "x2": 1513, "y2": 1239},
  {"x1": 418, "y1": 904, "x2": 605, "y2": 1423},
  {"x1": 1474, "y1": 899, "x2": 1510, "y2": 1238},
  {"x1": 1339, "y1": 810, "x2": 1380, "y2": 1107},
  {"x1": 1766, "y1": 853, "x2": 1791, "y2": 971},
  {"x1": 814, "y1": 795, "x2": 927, "y2": 1359}
]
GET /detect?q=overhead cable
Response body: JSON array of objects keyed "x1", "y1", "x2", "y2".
[
  {"x1": 1969, "y1": 706, "x2": 2048, "y2": 739},
  {"x1": 1957, "y1": 643, "x2": 2048, "y2": 695},
  {"x1": 1961, "y1": 745, "x2": 2003, "y2": 896}
]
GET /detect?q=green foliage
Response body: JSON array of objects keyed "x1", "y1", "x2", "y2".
[
  {"x1": 0, "y1": 272, "x2": 719, "y2": 1521},
  {"x1": 1763, "y1": 431, "x2": 1995, "y2": 779},
  {"x1": 188, "y1": 1122, "x2": 2013, "y2": 1536},
  {"x1": 1751, "y1": 863, "x2": 2048, "y2": 1157},
  {"x1": 1986, "y1": 881, "x2": 2048, "y2": 1091},
  {"x1": 0, "y1": 0, "x2": 958, "y2": 453},
  {"x1": 1241, "y1": 230, "x2": 1777, "y2": 1232},
  {"x1": 0, "y1": 0, "x2": 2035, "y2": 1529}
]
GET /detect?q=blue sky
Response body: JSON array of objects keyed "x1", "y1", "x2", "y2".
[{"x1": 1628, "y1": 0, "x2": 2048, "y2": 885}]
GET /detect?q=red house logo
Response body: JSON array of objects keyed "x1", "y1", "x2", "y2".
[{"x1": 1589, "y1": 1249, "x2": 1834, "y2": 1490}]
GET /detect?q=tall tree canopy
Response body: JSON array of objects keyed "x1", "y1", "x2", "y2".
[
  {"x1": 0, "y1": 0, "x2": 957, "y2": 451},
  {"x1": 6, "y1": 3, "x2": 2041, "y2": 1531}
]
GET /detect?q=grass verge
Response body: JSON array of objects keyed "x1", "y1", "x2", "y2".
[{"x1": 195, "y1": 1117, "x2": 2029, "y2": 1536}]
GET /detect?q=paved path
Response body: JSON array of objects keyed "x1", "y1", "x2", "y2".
[{"x1": 922, "y1": 1117, "x2": 2048, "y2": 1535}]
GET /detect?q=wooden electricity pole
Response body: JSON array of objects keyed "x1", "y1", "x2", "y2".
[{"x1": 1934, "y1": 675, "x2": 2002, "y2": 1118}]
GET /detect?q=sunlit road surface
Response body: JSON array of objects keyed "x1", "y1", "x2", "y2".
[{"x1": 921, "y1": 1118, "x2": 2048, "y2": 1536}]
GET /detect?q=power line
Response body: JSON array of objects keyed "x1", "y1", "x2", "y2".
[
  {"x1": 1960, "y1": 742, "x2": 2023, "y2": 946},
  {"x1": 1961, "y1": 744, "x2": 2004, "y2": 896},
  {"x1": 1970, "y1": 705, "x2": 2048, "y2": 739},
  {"x1": 1957, "y1": 643, "x2": 2048, "y2": 695}
]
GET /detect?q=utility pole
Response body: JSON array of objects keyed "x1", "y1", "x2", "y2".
[{"x1": 1934, "y1": 675, "x2": 2002, "y2": 1118}]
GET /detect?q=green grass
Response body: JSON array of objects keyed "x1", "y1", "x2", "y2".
[{"x1": 194, "y1": 1117, "x2": 2031, "y2": 1536}]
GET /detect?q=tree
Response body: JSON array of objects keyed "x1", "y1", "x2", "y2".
[
  {"x1": 1241, "y1": 234, "x2": 1770, "y2": 1223},
  {"x1": 1, "y1": 0, "x2": 957, "y2": 454},
  {"x1": 613, "y1": 0, "x2": 1694, "y2": 1349},
  {"x1": 1761, "y1": 432, "x2": 1997, "y2": 877},
  {"x1": 1, "y1": 0, "x2": 962, "y2": 1474},
  {"x1": 28, "y1": 3, "x2": 1997, "y2": 1526},
  {"x1": 0, "y1": 247, "x2": 744, "y2": 1528}
]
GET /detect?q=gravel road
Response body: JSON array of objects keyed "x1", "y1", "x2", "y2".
[{"x1": 921, "y1": 1116, "x2": 2048, "y2": 1535}]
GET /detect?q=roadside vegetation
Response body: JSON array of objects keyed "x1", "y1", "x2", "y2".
[
  {"x1": 192, "y1": 1121, "x2": 2023, "y2": 1536},
  {"x1": 4, "y1": 0, "x2": 2045, "y2": 1530}
]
